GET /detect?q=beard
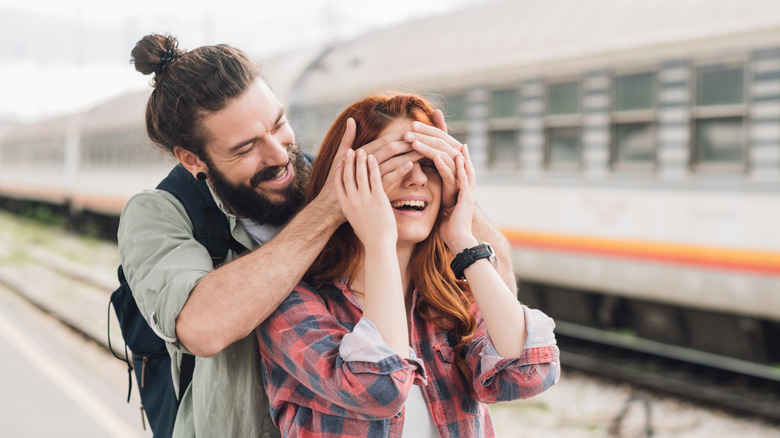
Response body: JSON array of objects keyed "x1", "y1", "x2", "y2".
[{"x1": 205, "y1": 145, "x2": 310, "y2": 227}]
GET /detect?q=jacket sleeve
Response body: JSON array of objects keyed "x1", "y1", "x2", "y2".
[
  {"x1": 257, "y1": 283, "x2": 425, "y2": 420},
  {"x1": 465, "y1": 303, "x2": 561, "y2": 403}
]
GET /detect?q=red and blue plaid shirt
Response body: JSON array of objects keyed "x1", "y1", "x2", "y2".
[{"x1": 257, "y1": 279, "x2": 560, "y2": 437}]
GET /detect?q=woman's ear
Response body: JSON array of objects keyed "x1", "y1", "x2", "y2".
[{"x1": 174, "y1": 146, "x2": 209, "y2": 180}]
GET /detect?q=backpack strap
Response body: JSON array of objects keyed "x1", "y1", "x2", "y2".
[
  {"x1": 155, "y1": 164, "x2": 249, "y2": 400},
  {"x1": 156, "y1": 164, "x2": 250, "y2": 263}
]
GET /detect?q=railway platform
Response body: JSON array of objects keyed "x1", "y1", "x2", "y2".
[{"x1": 0, "y1": 210, "x2": 778, "y2": 438}]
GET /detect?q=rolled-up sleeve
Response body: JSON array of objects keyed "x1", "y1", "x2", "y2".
[
  {"x1": 118, "y1": 190, "x2": 214, "y2": 352},
  {"x1": 257, "y1": 284, "x2": 425, "y2": 420},
  {"x1": 341, "y1": 318, "x2": 426, "y2": 378},
  {"x1": 466, "y1": 304, "x2": 560, "y2": 402}
]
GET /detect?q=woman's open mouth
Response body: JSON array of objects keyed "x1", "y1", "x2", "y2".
[{"x1": 391, "y1": 199, "x2": 428, "y2": 213}]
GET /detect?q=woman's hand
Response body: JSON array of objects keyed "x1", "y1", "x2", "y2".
[
  {"x1": 437, "y1": 144, "x2": 478, "y2": 253},
  {"x1": 338, "y1": 148, "x2": 409, "y2": 357},
  {"x1": 335, "y1": 148, "x2": 397, "y2": 249}
]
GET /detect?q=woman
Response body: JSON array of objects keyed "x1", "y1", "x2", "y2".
[{"x1": 257, "y1": 94, "x2": 559, "y2": 437}]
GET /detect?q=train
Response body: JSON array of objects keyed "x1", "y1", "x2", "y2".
[{"x1": 1, "y1": 0, "x2": 779, "y2": 365}]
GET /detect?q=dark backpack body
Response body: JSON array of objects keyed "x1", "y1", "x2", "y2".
[{"x1": 109, "y1": 164, "x2": 248, "y2": 437}]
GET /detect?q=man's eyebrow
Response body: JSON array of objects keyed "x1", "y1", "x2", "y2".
[{"x1": 226, "y1": 109, "x2": 285, "y2": 154}]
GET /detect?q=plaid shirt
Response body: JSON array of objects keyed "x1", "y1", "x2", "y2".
[{"x1": 257, "y1": 280, "x2": 560, "y2": 438}]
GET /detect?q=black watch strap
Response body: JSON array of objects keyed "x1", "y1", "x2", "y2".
[{"x1": 450, "y1": 243, "x2": 495, "y2": 280}]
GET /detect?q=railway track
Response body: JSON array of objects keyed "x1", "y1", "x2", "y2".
[
  {"x1": 0, "y1": 211, "x2": 123, "y2": 357},
  {"x1": 556, "y1": 321, "x2": 780, "y2": 424}
]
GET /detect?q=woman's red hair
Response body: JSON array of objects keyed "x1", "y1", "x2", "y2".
[{"x1": 305, "y1": 93, "x2": 477, "y2": 384}]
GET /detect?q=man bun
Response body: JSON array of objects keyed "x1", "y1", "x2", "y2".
[{"x1": 130, "y1": 34, "x2": 183, "y2": 86}]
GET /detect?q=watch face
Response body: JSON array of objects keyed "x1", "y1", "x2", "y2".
[{"x1": 483, "y1": 242, "x2": 497, "y2": 267}]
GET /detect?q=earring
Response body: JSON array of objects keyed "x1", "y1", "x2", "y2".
[{"x1": 196, "y1": 172, "x2": 207, "y2": 181}]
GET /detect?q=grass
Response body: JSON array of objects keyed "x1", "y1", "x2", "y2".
[{"x1": 0, "y1": 210, "x2": 119, "y2": 267}]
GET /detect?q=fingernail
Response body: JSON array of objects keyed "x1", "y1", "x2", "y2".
[{"x1": 346, "y1": 148, "x2": 354, "y2": 157}]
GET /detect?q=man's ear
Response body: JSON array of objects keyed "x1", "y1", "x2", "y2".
[{"x1": 174, "y1": 146, "x2": 209, "y2": 180}]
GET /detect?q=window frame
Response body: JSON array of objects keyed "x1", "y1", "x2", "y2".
[
  {"x1": 609, "y1": 69, "x2": 659, "y2": 172},
  {"x1": 690, "y1": 59, "x2": 749, "y2": 172},
  {"x1": 487, "y1": 87, "x2": 521, "y2": 170},
  {"x1": 544, "y1": 78, "x2": 583, "y2": 170}
]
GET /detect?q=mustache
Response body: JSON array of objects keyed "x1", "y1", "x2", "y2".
[{"x1": 249, "y1": 159, "x2": 290, "y2": 188}]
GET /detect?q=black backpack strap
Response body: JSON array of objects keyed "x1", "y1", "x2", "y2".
[
  {"x1": 107, "y1": 269, "x2": 134, "y2": 402},
  {"x1": 178, "y1": 354, "x2": 196, "y2": 403},
  {"x1": 156, "y1": 164, "x2": 250, "y2": 262},
  {"x1": 155, "y1": 164, "x2": 249, "y2": 401}
]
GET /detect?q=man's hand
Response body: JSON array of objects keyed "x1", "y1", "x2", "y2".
[
  {"x1": 359, "y1": 131, "x2": 419, "y2": 192},
  {"x1": 316, "y1": 118, "x2": 421, "y2": 223},
  {"x1": 406, "y1": 110, "x2": 463, "y2": 209}
]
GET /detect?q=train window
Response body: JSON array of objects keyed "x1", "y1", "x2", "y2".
[
  {"x1": 444, "y1": 95, "x2": 467, "y2": 123},
  {"x1": 547, "y1": 82, "x2": 580, "y2": 115},
  {"x1": 545, "y1": 81, "x2": 582, "y2": 168},
  {"x1": 696, "y1": 64, "x2": 745, "y2": 106},
  {"x1": 694, "y1": 116, "x2": 745, "y2": 163},
  {"x1": 611, "y1": 72, "x2": 657, "y2": 169},
  {"x1": 4, "y1": 136, "x2": 64, "y2": 164},
  {"x1": 489, "y1": 129, "x2": 520, "y2": 169},
  {"x1": 546, "y1": 126, "x2": 581, "y2": 165},
  {"x1": 614, "y1": 72, "x2": 655, "y2": 111},
  {"x1": 692, "y1": 63, "x2": 747, "y2": 168},
  {"x1": 491, "y1": 89, "x2": 519, "y2": 119},
  {"x1": 488, "y1": 89, "x2": 521, "y2": 169},
  {"x1": 612, "y1": 123, "x2": 656, "y2": 164}
]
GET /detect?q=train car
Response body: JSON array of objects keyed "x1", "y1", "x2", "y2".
[
  {"x1": 1, "y1": 0, "x2": 779, "y2": 364},
  {"x1": 284, "y1": 0, "x2": 780, "y2": 364}
]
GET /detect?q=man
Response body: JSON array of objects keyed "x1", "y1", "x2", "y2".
[{"x1": 120, "y1": 34, "x2": 516, "y2": 437}]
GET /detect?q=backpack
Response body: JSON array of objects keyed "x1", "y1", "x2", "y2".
[{"x1": 108, "y1": 164, "x2": 249, "y2": 437}]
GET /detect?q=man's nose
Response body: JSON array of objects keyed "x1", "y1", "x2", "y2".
[{"x1": 262, "y1": 137, "x2": 289, "y2": 167}]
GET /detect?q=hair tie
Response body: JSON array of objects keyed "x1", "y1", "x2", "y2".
[{"x1": 156, "y1": 48, "x2": 180, "y2": 76}]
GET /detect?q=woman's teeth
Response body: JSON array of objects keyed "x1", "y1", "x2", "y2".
[{"x1": 391, "y1": 200, "x2": 426, "y2": 210}]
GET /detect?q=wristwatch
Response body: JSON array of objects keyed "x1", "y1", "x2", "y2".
[{"x1": 450, "y1": 242, "x2": 497, "y2": 280}]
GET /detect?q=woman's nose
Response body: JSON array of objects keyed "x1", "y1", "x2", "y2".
[{"x1": 404, "y1": 162, "x2": 428, "y2": 187}]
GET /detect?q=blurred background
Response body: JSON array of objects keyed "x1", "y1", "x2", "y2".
[
  {"x1": 1, "y1": 0, "x2": 779, "y2": 436},
  {"x1": 0, "y1": 0, "x2": 491, "y2": 122}
]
